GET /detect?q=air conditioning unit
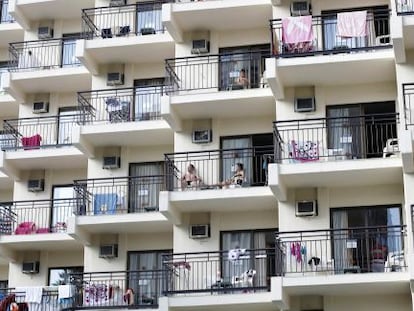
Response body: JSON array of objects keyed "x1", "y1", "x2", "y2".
[
  {"x1": 191, "y1": 39, "x2": 210, "y2": 54},
  {"x1": 290, "y1": 0, "x2": 311, "y2": 16},
  {"x1": 109, "y1": 0, "x2": 126, "y2": 6},
  {"x1": 189, "y1": 224, "x2": 210, "y2": 239},
  {"x1": 27, "y1": 179, "x2": 45, "y2": 192},
  {"x1": 99, "y1": 244, "x2": 118, "y2": 258},
  {"x1": 296, "y1": 200, "x2": 317, "y2": 217},
  {"x1": 103, "y1": 156, "x2": 121, "y2": 169},
  {"x1": 294, "y1": 97, "x2": 315, "y2": 112},
  {"x1": 32, "y1": 101, "x2": 49, "y2": 114},
  {"x1": 22, "y1": 261, "x2": 40, "y2": 274},
  {"x1": 107, "y1": 72, "x2": 124, "y2": 86},
  {"x1": 38, "y1": 26, "x2": 54, "y2": 39},
  {"x1": 192, "y1": 129, "x2": 212, "y2": 144}
]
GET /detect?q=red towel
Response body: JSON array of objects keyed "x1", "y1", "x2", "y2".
[{"x1": 21, "y1": 134, "x2": 41, "y2": 150}]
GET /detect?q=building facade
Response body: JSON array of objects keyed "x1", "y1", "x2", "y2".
[{"x1": 0, "y1": 0, "x2": 413, "y2": 310}]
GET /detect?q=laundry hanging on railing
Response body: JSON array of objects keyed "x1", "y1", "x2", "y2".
[
  {"x1": 290, "y1": 242, "x2": 306, "y2": 263},
  {"x1": 337, "y1": 11, "x2": 367, "y2": 38}
]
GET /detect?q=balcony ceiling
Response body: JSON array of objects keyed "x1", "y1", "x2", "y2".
[
  {"x1": 0, "y1": 96, "x2": 19, "y2": 118},
  {"x1": 0, "y1": 173, "x2": 13, "y2": 190},
  {"x1": 170, "y1": 88, "x2": 275, "y2": 120},
  {"x1": 83, "y1": 34, "x2": 175, "y2": 64},
  {"x1": 16, "y1": 0, "x2": 94, "y2": 21},
  {"x1": 279, "y1": 158, "x2": 403, "y2": 188},
  {"x1": 276, "y1": 50, "x2": 396, "y2": 87},
  {"x1": 168, "y1": 0, "x2": 272, "y2": 32},
  {"x1": 403, "y1": 21, "x2": 414, "y2": 48},
  {"x1": 79, "y1": 121, "x2": 174, "y2": 147},
  {"x1": 0, "y1": 24, "x2": 24, "y2": 48},
  {"x1": 0, "y1": 233, "x2": 82, "y2": 251},
  {"x1": 10, "y1": 67, "x2": 91, "y2": 94}
]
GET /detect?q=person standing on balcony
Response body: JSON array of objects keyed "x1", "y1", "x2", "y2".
[{"x1": 237, "y1": 69, "x2": 249, "y2": 89}]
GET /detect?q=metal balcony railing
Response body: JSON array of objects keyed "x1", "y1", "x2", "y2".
[
  {"x1": 9, "y1": 38, "x2": 81, "y2": 72},
  {"x1": 0, "y1": 199, "x2": 76, "y2": 236},
  {"x1": 396, "y1": 0, "x2": 414, "y2": 14},
  {"x1": 162, "y1": 248, "x2": 276, "y2": 295},
  {"x1": 165, "y1": 49, "x2": 270, "y2": 94},
  {"x1": 276, "y1": 225, "x2": 407, "y2": 275},
  {"x1": 69, "y1": 270, "x2": 164, "y2": 309},
  {"x1": 403, "y1": 84, "x2": 414, "y2": 128},
  {"x1": 0, "y1": 1, "x2": 14, "y2": 23},
  {"x1": 164, "y1": 146, "x2": 274, "y2": 191},
  {"x1": 73, "y1": 175, "x2": 165, "y2": 216},
  {"x1": 270, "y1": 9, "x2": 391, "y2": 57},
  {"x1": 0, "y1": 287, "x2": 61, "y2": 311},
  {"x1": 273, "y1": 113, "x2": 399, "y2": 163},
  {"x1": 77, "y1": 86, "x2": 164, "y2": 124},
  {"x1": 82, "y1": 1, "x2": 172, "y2": 39},
  {"x1": 2, "y1": 115, "x2": 79, "y2": 151}
]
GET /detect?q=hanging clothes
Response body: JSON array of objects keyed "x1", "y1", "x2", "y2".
[{"x1": 337, "y1": 11, "x2": 367, "y2": 38}]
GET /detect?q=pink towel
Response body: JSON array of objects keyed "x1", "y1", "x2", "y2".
[
  {"x1": 282, "y1": 15, "x2": 313, "y2": 44},
  {"x1": 337, "y1": 11, "x2": 367, "y2": 38}
]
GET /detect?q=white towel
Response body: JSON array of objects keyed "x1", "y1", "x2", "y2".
[
  {"x1": 337, "y1": 11, "x2": 367, "y2": 38},
  {"x1": 58, "y1": 285, "x2": 73, "y2": 300},
  {"x1": 16, "y1": 286, "x2": 43, "y2": 304}
]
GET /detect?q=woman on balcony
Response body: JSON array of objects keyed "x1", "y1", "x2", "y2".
[
  {"x1": 221, "y1": 163, "x2": 245, "y2": 189},
  {"x1": 181, "y1": 164, "x2": 202, "y2": 190}
]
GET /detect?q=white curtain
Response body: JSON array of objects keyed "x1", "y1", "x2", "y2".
[
  {"x1": 332, "y1": 210, "x2": 349, "y2": 274},
  {"x1": 221, "y1": 138, "x2": 252, "y2": 185}
]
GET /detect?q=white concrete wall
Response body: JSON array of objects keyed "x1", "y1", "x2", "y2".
[
  {"x1": 83, "y1": 232, "x2": 172, "y2": 272},
  {"x1": 0, "y1": 265, "x2": 8, "y2": 281},
  {"x1": 8, "y1": 249, "x2": 83, "y2": 287},
  {"x1": 173, "y1": 210, "x2": 278, "y2": 253},
  {"x1": 324, "y1": 294, "x2": 411, "y2": 311}
]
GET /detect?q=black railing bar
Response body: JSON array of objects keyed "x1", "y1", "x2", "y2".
[
  {"x1": 9, "y1": 38, "x2": 72, "y2": 47},
  {"x1": 5, "y1": 114, "x2": 82, "y2": 123},
  {"x1": 165, "y1": 49, "x2": 271, "y2": 63},
  {"x1": 78, "y1": 85, "x2": 166, "y2": 97},
  {"x1": 0, "y1": 198, "x2": 78, "y2": 206},
  {"x1": 270, "y1": 9, "x2": 391, "y2": 24},
  {"x1": 70, "y1": 268, "x2": 166, "y2": 276},
  {"x1": 164, "y1": 145, "x2": 275, "y2": 158},
  {"x1": 82, "y1": 0, "x2": 168, "y2": 13},
  {"x1": 276, "y1": 225, "x2": 406, "y2": 237},
  {"x1": 273, "y1": 112, "x2": 400, "y2": 126},
  {"x1": 162, "y1": 248, "x2": 275, "y2": 258},
  {"x1": 74, "y1": 174, "x2": 166, "y2": 184}
]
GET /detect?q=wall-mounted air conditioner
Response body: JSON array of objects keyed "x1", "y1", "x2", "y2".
[
  {"x1": 107, "y1": 72, "x2": 124, "y2": 86},
  {"x1": 192, "y1": 130, "x2": 212, "y2": 144},
  {"x1": 189, "y1": 224, "x2": 210, "y2": 239},
  {"x1": 32, "y1": 101, "x2": 49, "y2": 114},
  {"x1": 27, "y1": 179, "x2": 45, "y2": 192},
  {"x1": 296, "y1": 200, "x2": 317, "y2": 217},
  {"x1": 38, "y1": 26, "x2": 54, "y2": 39},
  {"x1": 109, "y1": 0, "x2": 126, "y2": 6},
  {"x1": 22, "y1": 261, "x2": 40, "y2": 274},
  {"x1": 103, "y1": 156, "x2": 121, "y2": 169},
  {"x1": 99, "y1": 244, "x2": 118, "y2": 258},
  {"x1": 290, "y1": 0, "x2": 311, "y2": 16},
  {"x1": 191, "y1": 39, "x2": 210, "y2": 54},
  {"x1": 294, "y1": 97, "x2": 315, "y2": 112}
]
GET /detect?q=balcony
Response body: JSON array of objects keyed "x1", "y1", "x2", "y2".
[
  {"x1": 5, "y1": 39, "x2": 90, "y2": 98},
  {"x1": 401, "y1": 83, "x2": 414, "y2": 172},
  {"x1": 162, "y1": 50, "x2": 274, "y2": 129},
  {"x1": 275, "y1": 226, "x2": 409, "y2": 301},
  {"x1": 75, "y1": 86, "x2": 173, "y2": 151},
  {"x1": 8, "y1": 0, "x2": 94, "y2": 29},
  {"x1": 162, "y1": 0, "x2": 272, "y2": 42},
  {"x1": 0, "y1": 199, "x2": 80, "y2": 257},
  {"x1": 0, "y1": 0, "x2": 23, "y2": 48},
  {"x1": 160, "y1": 146, "x2": 276, "y2": 223},
  {"x1": 68, "y1": 270, "x2": 164, "y2": 310},
  {"x1": 270, "y1": 113, "x2": 402, "y2": 198},
  {"x1": 77, "y1": 2, "x2": 174, "y2": 73},
  {"x1": 162, "y1": 248, "x2": 278, "y2": 311},
  {"x1": 68, "y1": 175, "x2": 171, "y2": 242},
  {"x1": 267, "y1": 9, "x2": 394, "y2": 98},
  {"x1": 392, "y1": 1, "x2": 414, "y2": 62},
  {"x1": 0, "y1": 115, "x2": 87, "y2": 178},
  {"x1": 0, "y1": 70, "x2": 18, "y2": 119},
  {"x1": 0, "y1": 287, "x2": 61, "y2": 311}
]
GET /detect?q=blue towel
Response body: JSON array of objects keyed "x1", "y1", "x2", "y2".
[{"x1": 94, "y1": 193, "x2": 118, "y2": 215}]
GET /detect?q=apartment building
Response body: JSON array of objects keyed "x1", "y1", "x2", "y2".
[{"x1": 0, "y1": 0, "x2": 412, "y2": 310}]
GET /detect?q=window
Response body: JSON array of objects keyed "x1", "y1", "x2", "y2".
[
  {"x1": 51, "y1": 184, "x2": 74, "y2": 232},
  {"x1": 221, "y1": 229, "x2": 276, "y2": 288},
  {"x1": 0, "y1": 1, "x2": 12, "y2": 23},
  {"x1": 0, "y1": 280, "x2": 8, "y2": 291},
  {"x1": 219, "y1": 44, "x2": 269, "y2": 91},
  {"x1": 136, "y1": 2, "x2": 163, "y2": 35},
  {"x1": 133, "y1": 78, "x2": 165, "y2": 121},
  {"x1": 331, "y1": 205, "x2": 402, "y2": 273},
  {"x1": 129, "y1": 162, "x2": 164, "y2": 212},
  {"x1": 61, "y1": 33, "x2": 81, "y2": 67},
  {"x1": 127, "y1": 250, "x2": 171, "y2": 305},
  {"x1": 221, "y1": 133, "x2": 273, "y2": 186},
  {"x1": 48, "y1": 266, "x2": 83, "y2": 286}
]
